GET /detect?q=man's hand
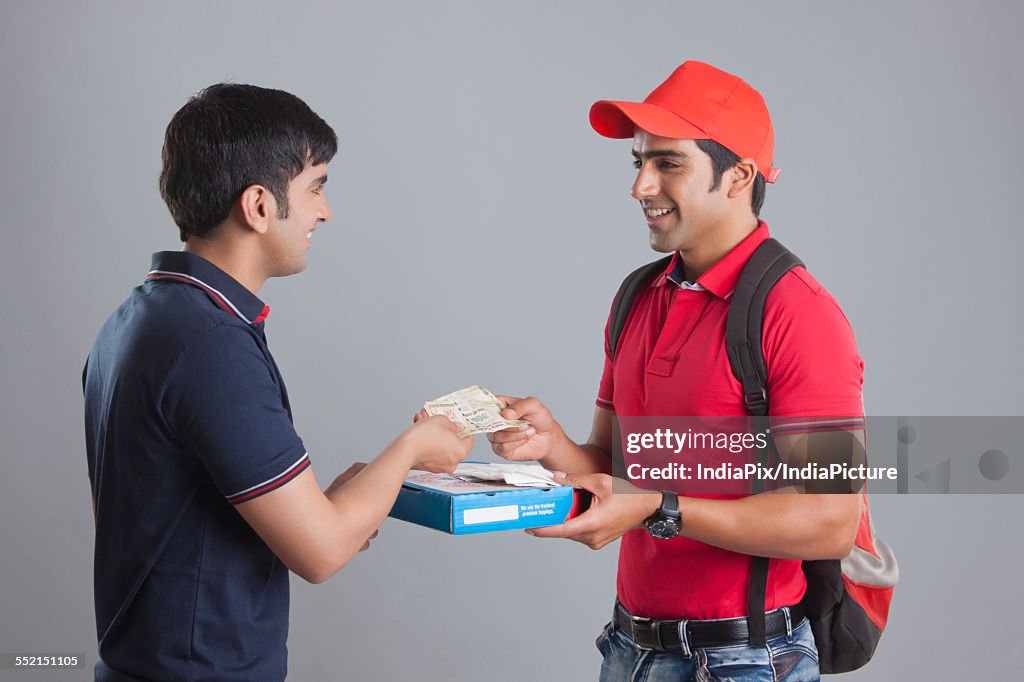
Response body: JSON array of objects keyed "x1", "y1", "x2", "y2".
[
  {"x1": 358, "y1": 529, "x2": 378, "y2": 552},
  {"x1": 526, "y1": 472, "x2": 661, "y2": 550},
  {"x1": 399, "y1": 414, "x2": 474, "y2": 473},
  {"x1": 485, "y1": 396, "x2": 565, "y2": 462}
]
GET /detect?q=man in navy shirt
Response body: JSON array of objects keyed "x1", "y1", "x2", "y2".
[{"x1": 83, "y1": 84, "x2": 473, "y2": 681}]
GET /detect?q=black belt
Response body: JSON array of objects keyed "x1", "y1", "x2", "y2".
[{"x1": 613, "y1": 600, "x2": 806, "y2": 652}]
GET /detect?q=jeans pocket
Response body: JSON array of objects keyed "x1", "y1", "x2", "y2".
[
  {"x1": 768, "y1": 620, "x2": 820, "y2": 681},
  {"x1": 595, "y1": 621, "x2": 614, "y2": 655},
  {"x1": 697, "y1": 643, "x2": 773, "y2": 682}
]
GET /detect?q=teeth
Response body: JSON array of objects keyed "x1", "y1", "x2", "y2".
[
  {"x1": 646, "y1": 208, "x2": 673, "y2": 218},
  {"x1": 307, "y1": 232, "x2": 313, "y2": 239}
]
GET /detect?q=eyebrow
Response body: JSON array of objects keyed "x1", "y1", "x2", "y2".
[
  {"x1": 309, "y1": 175, "x2": 327, "y2": 188},
  {"x1": 631, "y1": 149, "x2": 689, "y2": 160}
]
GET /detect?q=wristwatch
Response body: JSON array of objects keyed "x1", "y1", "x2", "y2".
[{"x1": 643, "y1": 492, "x2": 681, "y2": 539}]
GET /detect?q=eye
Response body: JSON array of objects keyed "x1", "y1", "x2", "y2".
[
  {"x1": 312, "y1": 186, "x2": 322, "y2": 195},
  {"x1": 632, "y1": 158, "x2": 642, "y2": 170},
  {"x1": 658, "y1": 160, "x2": 679, "y2": 170}
]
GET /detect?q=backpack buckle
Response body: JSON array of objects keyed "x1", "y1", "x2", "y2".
[{"x1": 744, "y1": 388, "x2": 767, "y2": 415}]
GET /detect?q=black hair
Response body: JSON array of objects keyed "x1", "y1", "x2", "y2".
[
  {"x1": 159, "y1": 83, "x2": 338, "y2": 242},
  {"x1": 694, "y1": 138, "x2": 766, "y2": 217}
]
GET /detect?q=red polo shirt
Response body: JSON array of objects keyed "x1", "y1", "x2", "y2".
[{"x1": 597, "y1": 221, "x2": 864, "y2": 620}]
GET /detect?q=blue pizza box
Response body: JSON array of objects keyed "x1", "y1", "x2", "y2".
[{"x1": 388, "y1": 467, "x2": 591, "y2": 535}]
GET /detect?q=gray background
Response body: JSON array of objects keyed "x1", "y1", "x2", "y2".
[{"x1": 2, "y1": 1, "x2": 1022, "y2": 679}]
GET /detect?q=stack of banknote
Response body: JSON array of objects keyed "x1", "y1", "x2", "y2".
[
  {"x1": 454, "y1": 462, "x2": 560, "y2": 487},
  {"x1": 424, "y1": 385, "x2": 527, "y2": 438}
]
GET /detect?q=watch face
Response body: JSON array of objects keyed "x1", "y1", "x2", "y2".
[{"x1": 646, "y1": 517, "x2": 680, "y2": 539}]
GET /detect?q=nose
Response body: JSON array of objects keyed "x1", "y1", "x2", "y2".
[
  {"x1": 631, "y1": 163, "x2": 658, "y2": 201},
  {"x1": 318, "y1": 196, "x2": 332, "y2": 223}
]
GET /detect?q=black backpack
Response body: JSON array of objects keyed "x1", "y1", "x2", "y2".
[{"x1": 607, "y1": 238, "x2": 896, "y2": 674}]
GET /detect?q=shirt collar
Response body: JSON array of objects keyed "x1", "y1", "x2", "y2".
[
  {"x1": 146, "y1": 251, "x2": 270, "y2": 325},
  {"x1": 653, "y1": 220, "x2": 772, "y2": 300}
]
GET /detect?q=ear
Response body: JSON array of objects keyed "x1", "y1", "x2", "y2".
[
  {"x1": 725, "y1": 158, "x2": 758, "y2": 200},
  {"x1": 238, "y1": 184, "x2": 276, "y2": 235}
]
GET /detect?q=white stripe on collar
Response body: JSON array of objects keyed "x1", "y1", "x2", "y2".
[{"x1": 147, "y1": 269, "x2": 253, "y2": 324}]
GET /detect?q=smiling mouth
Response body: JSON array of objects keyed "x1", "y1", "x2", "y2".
[{"x1": 645, "y1": 207, "x2": 675, "y2": 221}]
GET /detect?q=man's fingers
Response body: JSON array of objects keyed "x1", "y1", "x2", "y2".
[
  {"x1": 492, "y1": 442, "x2": 532, "y2": 459},
  {"x1": 487, "y1": 428, "x2": 533, "y2": 444},
  {"x1": 525, "y1": 511, "x2": 610, "y2": 549},
  {"x1": 525, "y1": 515, "x2": 590, "y2": 539},
  {"x1": 495, "y1": 395, "x2": 521, "y2": 409},
  {"x1": 507, "y1": 449, "x2": 547, "y2": 462},
  {"x1": 554, "y1": 471, "x2": 609, "y2": 496},
  {"x1": 500, "y1": 396, "x2": 541, "y2": 420},
  {"x1": 437, "y1": 462, "x2": 458, "y2": 474},
  {"x1": 524, "y1": 523, "x2": 570, "y2": 539},
  {"x1": 413, "y1": 408, "x2": 429, "y2": 423},
  {"x1": 491, "y1": 441, "x2": 515, "y2": 455},
  {"x1": 428, "y1": 414, "x2": 461, "y2": 432}
]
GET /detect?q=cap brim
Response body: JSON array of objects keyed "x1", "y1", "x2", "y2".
[{"x1": 589, "y1": 100, "x2": 707, "y2": 140}]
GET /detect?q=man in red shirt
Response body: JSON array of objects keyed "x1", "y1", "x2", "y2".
[{"x1": 488, "y1": 61, "x2": 863, "y2": 680}]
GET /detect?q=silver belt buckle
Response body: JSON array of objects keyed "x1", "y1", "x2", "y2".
[{"x1": 627, "y1": 612, "x2": 655, "y2": 651}]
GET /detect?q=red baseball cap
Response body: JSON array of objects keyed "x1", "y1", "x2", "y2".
[{"x1": 590, "y1": 61, "x2": 780, "y2": 183}]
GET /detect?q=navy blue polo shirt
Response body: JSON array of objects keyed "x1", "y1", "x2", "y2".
[{"x1": 83, "y1": 251, "x2": 309, "y2": 681}]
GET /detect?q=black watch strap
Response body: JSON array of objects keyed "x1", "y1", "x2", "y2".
[{"x1": 658, "y1": 491, "x2": 680, "y2": 519}]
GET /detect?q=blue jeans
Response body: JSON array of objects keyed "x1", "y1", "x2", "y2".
[{"x1": 596, "y1": 614, "x2": 820, "y2": 681}]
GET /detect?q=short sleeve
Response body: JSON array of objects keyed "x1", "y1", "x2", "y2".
[
  {"x1": 161, "y1": 325, "x2": 309, "y2": 505},
  {"x1": 596, "y1": 304, "x2": 615, "y2": 411},
  {"x1": 763, "y1": 291, "x2": 865, "y2": 420}
]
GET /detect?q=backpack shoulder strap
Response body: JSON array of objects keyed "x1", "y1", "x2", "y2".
[
  {"x1": 726, "y1": 237, "x2": 804, "y2": 647},
  {"x1": 725, "y1": 238, "x2": 804, "y2": 418},
  {"x1": 608, "y1": 255, "x2": 674, "y2": 359}
]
